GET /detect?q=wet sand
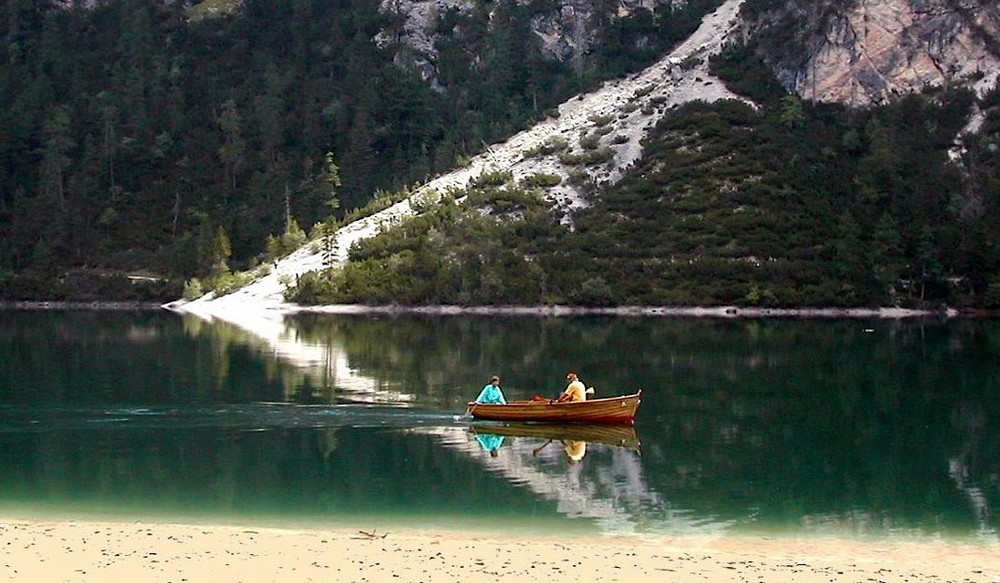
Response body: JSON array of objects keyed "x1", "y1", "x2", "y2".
[{"x1": 1, "y1": 519, "x2": 997, "y2": 583}]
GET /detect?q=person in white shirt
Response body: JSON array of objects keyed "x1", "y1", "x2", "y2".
[{"x1": 558, "y1": 372, "x2": 588, "y2": 402}]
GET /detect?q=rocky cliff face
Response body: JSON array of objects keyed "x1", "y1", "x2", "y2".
[
  {"x1": 743, "y1": 0, "x2": 999, "y2": 106},
  {"x1": 379, "y1": 0, "x2": 998, "y2": 106},
  {"x1": 529, "y1": 0, "x2": 688, "y2": 64},
  {"x1": 376, "y1": 0, "x2": 684, "y2": 86},
  {"x1": 70, "y1": 0, "x2": 997, "y2": 107}
]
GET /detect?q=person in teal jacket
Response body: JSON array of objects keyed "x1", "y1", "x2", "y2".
[{"x1": 475, "y1": 375, "x2": 507, "y2": 404}]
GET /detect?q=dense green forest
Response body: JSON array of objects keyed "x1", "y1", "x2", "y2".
[
  {"x1": 287, "y1": 44, "x2": 1000, "y2": 310},
  {"x1": 0, "y1": 0, "x2": 722, "y2": 301}
]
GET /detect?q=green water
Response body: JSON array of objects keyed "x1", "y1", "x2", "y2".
[{"x1": 0, "y1": 310, "x2": 997, "y2": 543}]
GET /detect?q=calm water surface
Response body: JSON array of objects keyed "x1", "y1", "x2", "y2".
[{"x1": 0, "y1": 310, "x2": 997, "y2": 543}]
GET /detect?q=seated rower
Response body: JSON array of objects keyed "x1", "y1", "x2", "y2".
[
  {"x1": 557, "y1": 372, "x2": 593, "y2": 402},
  {"x1": 475, "y1": 375, "x2": 506, "y2": 404}
]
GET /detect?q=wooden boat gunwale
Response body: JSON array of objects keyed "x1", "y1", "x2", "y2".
[{"x1": 467, "y1": 390, "x2": 641, "y2": 426}]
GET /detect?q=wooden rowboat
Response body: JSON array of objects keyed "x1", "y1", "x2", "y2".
[{"x1": 467, "y1": 390, "x2": 641, "y2": 426}]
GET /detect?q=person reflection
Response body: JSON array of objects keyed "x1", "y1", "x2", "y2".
[
  {"x1": 562, "y1": 440, "x2": 586, "y2": 464},
  {"x1": 532, "y1": 438, "x2": 587, "y2": 464},
  {"x1": 475, "y1": 433, "x2": 505, "y2": 457}
]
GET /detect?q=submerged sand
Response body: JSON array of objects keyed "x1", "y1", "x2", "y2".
[{"x1": 1, "y1": 519, "x2": 997, "y2": 583}]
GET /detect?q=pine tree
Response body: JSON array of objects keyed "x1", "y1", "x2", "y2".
[
  {"x1": 39, "y1": 104, "x2": 74, "y2": 208},
  {"x1": 217, "y1": 98, "x2": 245, "y2": 193}
]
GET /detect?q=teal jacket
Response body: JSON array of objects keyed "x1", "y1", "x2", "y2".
[{"x1": 475, "y1": 383, "x2": 506, "y2": 404}]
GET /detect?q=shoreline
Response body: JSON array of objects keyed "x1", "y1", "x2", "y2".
[
  {"x1": 288, "y1": 303, "x2": 967, "y2": 319},
  {"x1": 0, "y1": 301, "x2": 164, "y2": 311},
  {"x1": 6, "y1": 299, "x2": 999, "y2": 326},
  {"x1": 2, "y1": 517, "x2": 997, "y2": 583},
  {"x1": 179, "y1": 298, "x2": 994, "y2": 320},
  {"x1": 4, "y1": 299, "x2": 998, "y2": 320}
]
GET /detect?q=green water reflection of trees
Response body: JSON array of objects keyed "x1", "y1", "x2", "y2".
[{"x1": 0, "y1": 311, "x2": 997, "y2": 536}]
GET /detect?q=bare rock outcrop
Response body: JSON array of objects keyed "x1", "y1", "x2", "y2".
[
  {"x1": 746, "y1": 0, "x2": 999, "y2": 106},
  {"x1": 375, "y1": 0, "x2": 687, "y2": 84}
]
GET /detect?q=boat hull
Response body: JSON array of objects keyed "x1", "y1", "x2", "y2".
[{"x1": 468, "y1": 391, "x2": 641, "y2": 425}]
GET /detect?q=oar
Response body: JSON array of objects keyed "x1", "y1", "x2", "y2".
[
  {"x1": 532, "y1": 439, "x2": 553, "y2": 456},
  {"x1": 453, "y1": 403, "x2": 474, "y2": 423}
]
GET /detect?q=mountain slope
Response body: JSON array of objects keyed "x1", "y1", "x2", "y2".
[
  {"x1": 173, "y1": 0, "x2": 1000, "y2": 318},
  {"x1": 170, "y1": 0, "x2": 751, "y2": 320}
]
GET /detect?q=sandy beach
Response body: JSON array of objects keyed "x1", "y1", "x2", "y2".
[{"x1": 2, "y1": 518, "x2": 997, "y2": 583}]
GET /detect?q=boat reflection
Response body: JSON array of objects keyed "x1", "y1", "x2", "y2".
[
  {"x1": 432, "y1": 423, "x2": 656, "y2": 533},
  {"x1": 470, "y1": 422, "x2": 641, "y2": 462}
]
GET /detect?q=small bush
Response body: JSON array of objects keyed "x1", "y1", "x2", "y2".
[
  {"x1": 521, "y1": 173, "x2": 563, "y2": 188},
  {"x1": 524, "y1": 135, "x2": 570, "y2": 157},
  {"x1": 579, "y1": 133, "x2": 601, "y2": 150},
  {"x1": 183, "y1": 278, "x2": 204, "y2": 300},
  {"x1": 566, "y1": 168, "x2": 593, "y2": 187},
  {"x1": 588, "y1": 114, "x2": 614, "y2": 127},
  {"x1": 573, "y1": 276, "x2": 614, "y2": 306},
  {"x1": 211, "y1": 270, "x2": 253, "y2": 296},
  {"x1": 679, "y1": 55, "x2": 702, "y2": 70},
  {"x1": 633, "y1": 85, "x2": 655, "y2": 98},
  {"x1": 472, "y1": 168, "x2": 513, "y2": 187}
]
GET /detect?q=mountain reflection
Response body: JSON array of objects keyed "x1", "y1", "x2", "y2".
[
  {"x1": 179, "y1": 313, "x2": 419, "y2": 404},
  {"x1": 428, "y1": 424, "x2": 730, "y2": 535},
  {"x1": 175, "y1": 314, "x2": 736, "y2": 533}
]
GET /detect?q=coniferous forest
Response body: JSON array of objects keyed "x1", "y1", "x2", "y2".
[
  {"x1": 1, "y1": 0, "x2": 999, "y2": 310},
  {"x1": 0, "y1": 0, "x2": 719, "y2": 301}
]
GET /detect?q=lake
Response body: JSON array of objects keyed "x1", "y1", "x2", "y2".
[{"x1": 0, "y1": 309, "x2": 997, "y2": 544}]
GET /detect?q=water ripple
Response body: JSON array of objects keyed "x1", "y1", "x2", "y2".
[{"x1": 0, "y1": 403, "x2": 465, "y2": 434}]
